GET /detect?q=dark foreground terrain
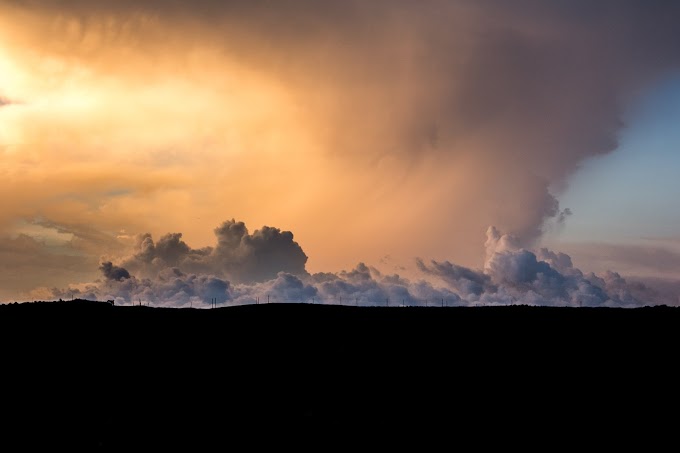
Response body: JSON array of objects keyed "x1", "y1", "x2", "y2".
[{"x1": 1, "y1": 300, "x2": 678, "y2": 449}]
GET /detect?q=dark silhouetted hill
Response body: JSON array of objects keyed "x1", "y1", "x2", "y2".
[{"x1": 1, "y1": 300, "x2": 678, "y2": 449}]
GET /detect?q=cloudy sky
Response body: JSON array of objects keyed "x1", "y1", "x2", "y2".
[{"x1": 1, "y1": 0, "x2": 679, "y2": 307}]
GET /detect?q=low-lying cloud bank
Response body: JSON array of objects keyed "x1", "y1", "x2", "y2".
[{"x1": 42, "y1": 220, "x2": 676, "y2": 308}]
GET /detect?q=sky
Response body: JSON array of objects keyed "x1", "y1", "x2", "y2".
[{"x1": 1, "y1": 0, "x2": 679, "y2": 307}]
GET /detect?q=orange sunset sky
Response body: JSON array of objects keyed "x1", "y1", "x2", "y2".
[{"x1": 2, "y1": 1, "x2": 680, "y2": 306}]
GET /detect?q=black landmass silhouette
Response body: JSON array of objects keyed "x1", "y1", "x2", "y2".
[{"x1": 1, "y1": 299, "x2": 678, "y2": 449}]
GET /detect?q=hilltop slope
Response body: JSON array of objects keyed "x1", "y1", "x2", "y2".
[{"x1": 1, "y1": 301, "x2": 677, "y2": 448}]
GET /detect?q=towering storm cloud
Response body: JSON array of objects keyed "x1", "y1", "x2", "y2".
[{"x1": 1, "y1": 1, "x2": 680, "y2": 300}]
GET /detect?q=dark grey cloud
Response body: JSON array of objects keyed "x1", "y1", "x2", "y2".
[
  {"x1": 129, "y1": 232, "x2": 203, "y2": 269},
  {"x1": 212, "y1": 221, "x2": 308, "y2": 283},
  {"x1": 121, "y1": 219, "x2": 307, "y2": 283},
  {"x1": 0, "y1": 218, "x2": 306, "y2": 302},
  {"x1": 99, "y1": 261, "x2": 130, "y2": 281}
]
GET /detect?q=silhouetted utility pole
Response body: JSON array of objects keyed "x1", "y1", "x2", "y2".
[{"x1": 267, "y1": 295, "x2": 270, "y2": 304}]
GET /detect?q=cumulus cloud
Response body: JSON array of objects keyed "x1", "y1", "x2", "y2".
[
  {"x1": 119, "y1": 219, "x2": 307, "y2": 284},
  {"x1": 99, "y1": 261, "x2": 130, "y2": 281},
  {"x1": 417, "y1": 226, "x2": 665, "y2": 307},
  {"x1": 212, "y1": 221, "x2": 308, "y2": 283},
  {"x1": 50, "y1": 267, "x2": 233, "y2": 308},
  {"x1": 38, "y1": 220, "x2": 674, "y2": 308}
]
